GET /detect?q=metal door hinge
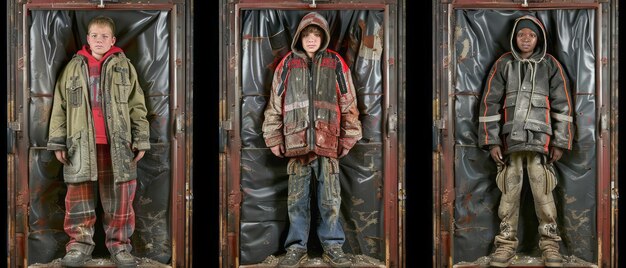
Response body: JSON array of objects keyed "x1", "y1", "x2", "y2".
[
  {"x1": 8, "y1": 121, "x2": 21, "y2": 132},
  {"x1": 219, "y1": 120, "x2": 232, "y2": 153},
  {"x1": 398, "y1": 183, "x2": 406, "y2": 201},
  {"x1": 8, "y1": 112, "x2": 22, "y2": 132},
  {"x1": 434, "y1": 119, "x2": 445, "y2": 130},
  {"x1": 386, "y1": 113, "x2": 397, "y2": 138},
  {"x1": 7, "y1": 113, "x2": 22, "y2": 155},
  {"x1": 175, "y1": 113, "x2": 185, "y2": 134},
  {"x1": 89, "y1": 0, "x2": 118, "y2": 8},
  {"x1": 433, "y1": 119, "x2": 445, "y2": 152},
  {"x1": 611, "y1": 181, "x2": 619, "y2": 200},
  {"x1": 186, "y1": 182, "x2": 194, "y2": 201},
  {"x1": 601, "y1": 113, "x2": 608, "y2": 131},
  {"x1": 301, "y1": 0, "x2": 330, "y2": 8}
]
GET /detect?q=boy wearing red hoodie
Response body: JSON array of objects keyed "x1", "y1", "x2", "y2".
[{"x1": 48, "y1": 15, "x2": 150, "y2": 268}]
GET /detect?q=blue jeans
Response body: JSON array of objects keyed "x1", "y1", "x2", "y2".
[{"x1": 284, "y1": 156, "x2": 344, "y2": 251}]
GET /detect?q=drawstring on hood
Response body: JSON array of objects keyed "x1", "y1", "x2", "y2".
[
  {"x1": 291, "y1": 12, "x2": 331, "y2": 59},
  {"x1": 510, "y1": 15, "x2": 548, "y2": 123},
  {"x1": 479, "y1": 15, "x2": 573, "y2": 155},
  {"x1": 292, "y1": 12, "x2": 331, "y2": 127}
]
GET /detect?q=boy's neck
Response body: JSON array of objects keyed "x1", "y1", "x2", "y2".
[{"x1": 520, "y1": 51, "x2": 533, "y2": 59}]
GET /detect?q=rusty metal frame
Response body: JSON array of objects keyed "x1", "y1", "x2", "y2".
[
  {"x1": 6, "y1": 1, "x2": 193, "y2": 267},
  {"x1": 433, "y1": 1, "x2": 618, "y2": 267},
  {"x1": 219, "y1": 1, "x2": 405, "y2": 267}
]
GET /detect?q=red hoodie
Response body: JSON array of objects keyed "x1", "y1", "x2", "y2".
[{"x1": 77, "y1": 45, "x2": 124, "y2": 144}]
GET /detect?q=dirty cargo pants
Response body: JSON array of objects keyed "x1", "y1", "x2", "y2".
[
  {"x1": 494, "y1": 151, "x2": 562, "y2": 253},
  {"x1": 64, "y1": 144, "x2": 137, "y2": 255},
  {"x1": 284, "y1": 156, "x2": 345, "y2": 252}
]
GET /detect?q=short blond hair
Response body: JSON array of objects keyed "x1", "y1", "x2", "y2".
[{"x1": 88, "y1": 15, "x2": 116, "y2": 36}]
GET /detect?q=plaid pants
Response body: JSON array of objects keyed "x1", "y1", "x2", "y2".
[{"x1": 64, "y1": 144, "x2": 137, "y2": 255}]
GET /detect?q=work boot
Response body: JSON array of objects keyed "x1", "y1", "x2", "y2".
[
  {"x1": 60, "y1": 249, "x2": 92, "y2": 267},
  {"x1": 323, "y1": 247, "x2": 351, "y2": 267},
  {"x1": 489, "y1": 246, "x2": 516, "y2": 267},
  {"x1": 110, "y1": 250, "x2": 137, "y2": 268},
  {"x1": 542, "y1": 248, "x2": 563, "y2": 267},
  {"x1": 278, "y1": 247, "x2": 307, "y2": 268}
]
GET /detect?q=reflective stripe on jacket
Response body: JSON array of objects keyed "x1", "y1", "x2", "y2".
[
  {"x1": 263, "y1": 12, "x2": 362, "y2": 158},
  {"x1": 263, "y1": 50, "x2": 362, "y2": 158}
]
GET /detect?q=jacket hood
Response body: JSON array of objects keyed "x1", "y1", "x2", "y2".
[
  {"x1": 77, "y1": 45, "x2": 124, "y2": 62},
  {"x1": 291, "y1": 12, "x2": 331, "y2": 58},
  {"x1": 510, "y1": 15, "x2": 547, "y2": 62}
]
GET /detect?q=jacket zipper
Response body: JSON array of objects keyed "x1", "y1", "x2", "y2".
[
  {"x1": 100, "y1": 56, "x2": 115, "y2": 143},
  {"x1": 308, "y1": 56, "x2": 316, "y2": 152}
]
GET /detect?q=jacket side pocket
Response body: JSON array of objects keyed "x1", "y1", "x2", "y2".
[{"x1": 64, "y1": 131, "x2": 84, "y2": 176}]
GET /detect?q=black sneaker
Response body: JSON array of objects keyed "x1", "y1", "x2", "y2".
[
  {"x1": 323, "y1": 247, "x2": 351, "y2": 267},
  {"x1": 278, "y1": 247, "x2": 307, "y2": 268},
  {"x1": 111, "y1": 250, "x2": 137, "y2": 268},
  {"x1": 60, "y1": 249, "x2": 92, "y2": 267}
]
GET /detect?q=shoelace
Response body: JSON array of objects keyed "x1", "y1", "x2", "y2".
[
  {"x1": 543, "y1": 249, "x2": 560, "y2": 256},
  {"x1": 328, "y1": 248, "x2": 345, "y2": 258},
  {"x1": 494, "y1": 247, "x2": 513, "y2": 256},
  {"x1": 67, "y1": 250, "x2": 84, "y2": 256},
  {"x1": 286, "y1": 250, "x2": 303, "y2": 258},
  {"x1": 116, "y1": 251, "x2": 134, "y2": 259}
]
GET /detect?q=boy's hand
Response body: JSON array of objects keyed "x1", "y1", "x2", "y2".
[
  {"x1": 133, "y1": 150, "x2": 146, "y2": 163},
  {"x1": 270, "y1": 144, "x2": 285, "y2": 158},
  {"x1": 338, "y1": 147, "x2": 350, "y2": 158},
  {"x1": 55, "y1": 150, "x2": 70, "y2": 165},
  {"x1": 490, "y1": 146, "x2": 505, "y2": 165},
  {"x1": 548, "y1": 147, "x2": 563, "y2": 164}
]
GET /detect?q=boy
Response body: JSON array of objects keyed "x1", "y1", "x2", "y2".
[
  {"x1": 47, "y1": 15, "x2": 150, "y2": 268},
  {"x1": 262, "y1": 12, "x2": 362, "y2": 268},
  {"x1": 479, "y1": 15, "x2": 573, "y2": 267}
]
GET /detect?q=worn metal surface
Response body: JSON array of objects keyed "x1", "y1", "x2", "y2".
[
  {"x1": 26, "y1": 8, "x2": 173, "y2": 264},
  {"x1": 221, "y1": 1, "x2": 404, "y2": 267},
  {"x1": 28, "y1": 257, "x2": 172, "y2": 267},
  {"x1": 237, "y1": 9, "x2": 385, "y2": 264},
  {"x1": 453, "y1": 254, "x2": 597, "y2": 268},
  {"x1": 240, "y1": 253, "x2": 385, "y2": 268},
  {"x1": 434, "y1": 0, "x2": 618, "y2": 267},
  {"x1": 6, "y1": 1, "x2": 193, "y2": 267},
  {"x1": 453, "y1": 8, "x2": 597, "y2": 263}
]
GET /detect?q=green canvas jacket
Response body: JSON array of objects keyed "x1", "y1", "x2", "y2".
[{"x1": 47, "y1": 52, "x2": 150, "y2": 183}]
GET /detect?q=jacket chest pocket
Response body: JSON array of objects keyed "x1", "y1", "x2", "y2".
[
  {"x1": 113, "y1": 67, "x2": 131, "y2": 103},
  {"x1": 67, "y1": 76, "x2": 83, "y2": 108}
]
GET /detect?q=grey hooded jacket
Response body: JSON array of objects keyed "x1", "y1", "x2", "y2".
[{"x1": 479, "y1": 15, "x2": 574, "y2": 155}]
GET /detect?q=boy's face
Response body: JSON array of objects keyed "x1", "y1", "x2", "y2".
[
  {"x1": 516, "y1": 28, "x2": 537, "y2": 55},
  {"x1": 301, "y1": 29, "x2": 322, "y2": 56},
  {"x1": 87, "y1": 24, "x2": 116, "y2": 59}
]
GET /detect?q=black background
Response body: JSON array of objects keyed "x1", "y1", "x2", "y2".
[{"x1": 0, "y1": 0, "x2": 625, "y2": 267}]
